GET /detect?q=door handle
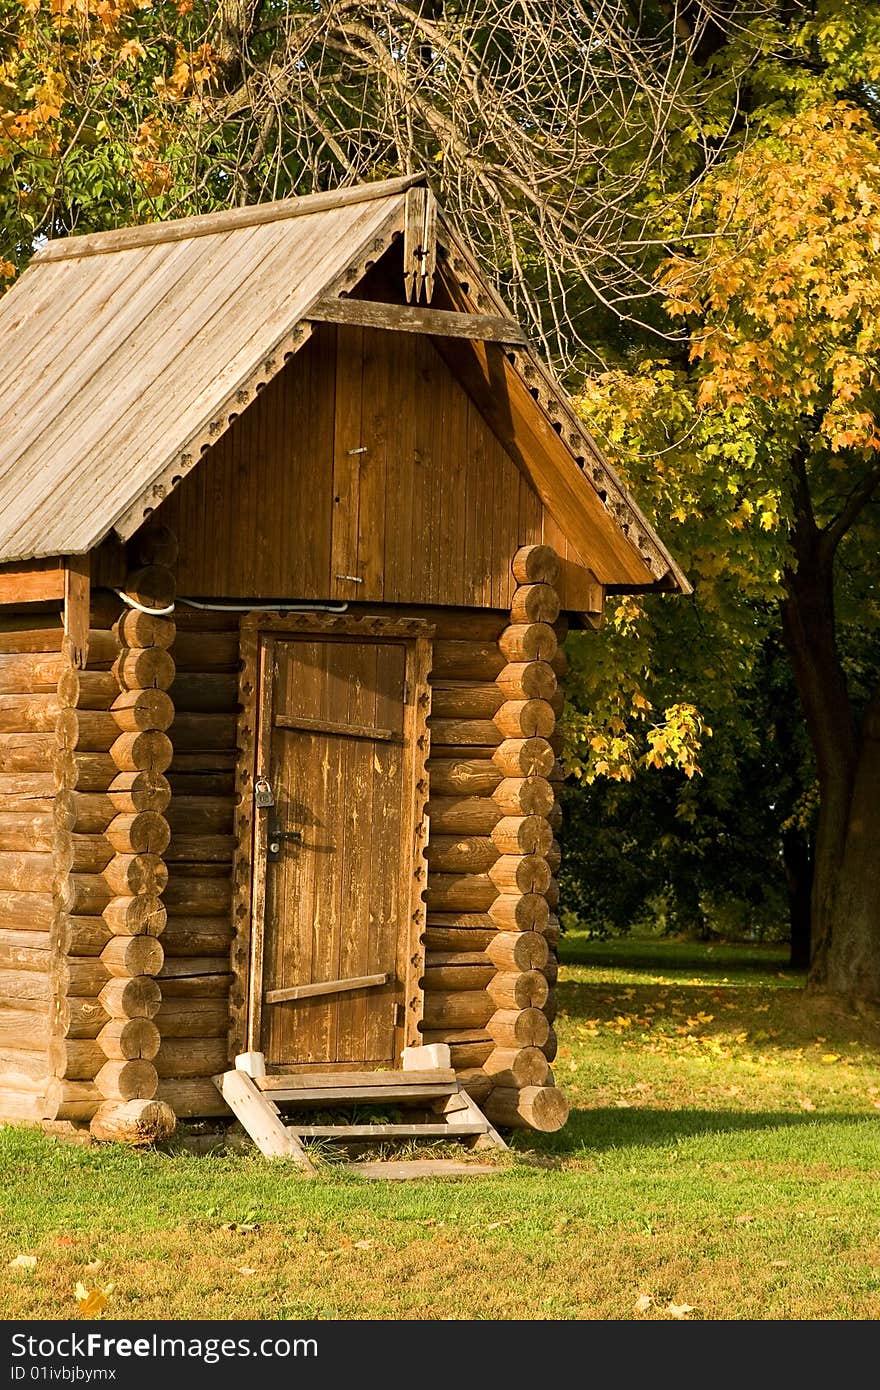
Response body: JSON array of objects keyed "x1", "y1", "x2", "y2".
[{"x1": 267, "y1": 818, "x2": 303, "y2": 861}]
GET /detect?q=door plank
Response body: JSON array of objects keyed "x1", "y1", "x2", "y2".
[
  {"x1": 265, "y1": 971, "x2": 389, "y2": 1004},
  {"x1": 275, "y1": 713, "x2": 397, "y2": 742},
  {"x1": 335, "y1": 640, "x2": 380, "y2": 1062}
]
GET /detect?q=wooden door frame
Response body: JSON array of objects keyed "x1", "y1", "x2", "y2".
[{"x1": 228, "y1": 611, "x2": 433, "y2": 1065}]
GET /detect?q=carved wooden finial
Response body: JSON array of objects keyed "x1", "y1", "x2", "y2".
[{"x1": 403, "y1": 185, "x2": 437, "y2": 304}]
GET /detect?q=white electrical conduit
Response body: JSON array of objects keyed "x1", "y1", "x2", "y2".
[{"x1": 112, "y1": 592, "x2": 349, "y2": 616}]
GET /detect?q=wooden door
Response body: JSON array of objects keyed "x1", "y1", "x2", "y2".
[{"x1": 248, "y1": 625, "x2": 430, "y2": 1070}]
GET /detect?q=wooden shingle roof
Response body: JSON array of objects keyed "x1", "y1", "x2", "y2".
[{"x1": 0, "y1": 175, "x2": 688, "y2": 592}]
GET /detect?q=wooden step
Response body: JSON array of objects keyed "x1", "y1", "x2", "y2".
[
  {"x1": 261, "y1": 1082, "x2": 458, "y2": 1104},
  {"x1": 257, "y1": 1070, "x2": 458, "y2": 1104},
  {"x1": 258, "y1": 1069, "x2": 456, "y2": 1089},
  {"x1": 214, "y1": 1055, "x2": 508, "y2": 1166},
  {"x1": 287, "y1": 1121, "x2": 488, "y2": 1139}
]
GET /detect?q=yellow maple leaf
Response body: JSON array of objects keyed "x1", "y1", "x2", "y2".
[{"x1": 74, "y1": 1282, "x2": 114, "y2": 1317}]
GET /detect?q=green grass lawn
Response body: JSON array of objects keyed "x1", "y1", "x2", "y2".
[{"x1": 3, "y1": 932, "x2": 880, "y2": 1321}]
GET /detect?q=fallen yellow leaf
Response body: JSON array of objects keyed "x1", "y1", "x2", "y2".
[
  {"x1": 74, "y1": 1283, "x2": 114, "y2": 1317},
  {"x1": 634, "y1": 1293, "x2": 652, "y2": 1313},
  {"x1": 666, "y1": 1301, "x2": 697, "y2": 1319},
  {"x1": 9, "y1": 1254, "x2": 37, "y2": 1271},
  {"x1": 821, "y1": 1054, "x2": 841, "y2": 1064}
]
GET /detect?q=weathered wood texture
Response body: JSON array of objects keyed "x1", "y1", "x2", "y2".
[{"x1": 156, "y1": 324, "x2": 595, "y2": 613}]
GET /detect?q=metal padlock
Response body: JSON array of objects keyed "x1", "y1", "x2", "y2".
[{"x1": 254, "y1": 777, "x2": 274, "y2": 808}]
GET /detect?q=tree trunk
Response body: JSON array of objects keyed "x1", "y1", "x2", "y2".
[
  {"x1": 782, "y1": 826, "x2": 812, "y2": 970},
  {"x1": 779, "y1": 475, "x2": 858, "y2": 987},
  {"x1": 823, "y1": 689, "x2": 880, "y2": 999}
]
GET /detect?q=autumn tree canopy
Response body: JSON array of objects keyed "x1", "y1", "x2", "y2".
[
  {"x1": 0, "y1": 0, "x2": 794, "y2": 360},
  {"x1": 574, "y1": 92, "x2": 880, "y2": 994},
  {"x1": 3, "y1": 0, "x2": 880, "y2": 993}
]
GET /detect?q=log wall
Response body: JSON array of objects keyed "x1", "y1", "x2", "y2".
[
  {"x1": 0, "y1": 608, "x2": 68, "y2": 1122},
  {"x1": 0, "y1": 545, "x2": 569, "y2": 1136},
  {"x1": 421, "y1": 545, "x2": 569, "y2": 1131},
  {"x1": 40, "y1": 535, "x2": 177, "y2": 1132},
  {"x1": 154, "y1": 606, "x2": 239, "y2": 1118}
]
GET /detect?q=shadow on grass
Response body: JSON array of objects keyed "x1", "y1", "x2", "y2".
[
  {"x1": 530, "y1": 1106, "x2": 874, "y2": 1156},
  {"x1": 559, "y1": 938, "x2": 801, "y2": 977}
]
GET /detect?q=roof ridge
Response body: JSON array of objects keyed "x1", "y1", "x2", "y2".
[{"x1": 33, "y1": 173, "x2": 427, "y2": 266}]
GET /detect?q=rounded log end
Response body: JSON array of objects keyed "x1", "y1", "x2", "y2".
[
  {"x1": 90, "y1": 1098, "x2": 176, "y2": 1145},
  {"x1": 525, "y1": 1085, "x2": 569, "y2": 1132},
  {"x1": 485, "y1": 1083, "x2": 569, "y2": 1132},
  {"x1": 95, "y1": 1058, "x2": 159, "y2": 1101},
  {"x1": 130, "y1": 524, "x2": 180, "y2": 570},
  {"x1": 511, "y1": 544, "x2": 560, "y2": 587}
]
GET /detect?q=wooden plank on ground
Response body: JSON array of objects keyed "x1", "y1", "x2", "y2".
[
  {"x1": 346, "y1": 1159, "x2": 502, "y2": 1179},
  {"x1": 287, "y1": 1122, "x2": 486, "y2": 1138}
]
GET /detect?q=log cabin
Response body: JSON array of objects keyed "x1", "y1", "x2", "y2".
[{"x1": 0, "y1": 174, "x2": 687, "y2": 1151}]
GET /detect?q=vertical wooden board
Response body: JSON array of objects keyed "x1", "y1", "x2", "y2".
[
  {"x1": 63, "y1": 555, "x2": 91, "y2": 670},
  {"x1": 359, "y1": 641, "x2": 406, "y2": 1063},
  {"x1": 253, "y1": 376, "x2": 272, "y2": 595},
  {"x1": 383, "y1": 332, "x2": 416, "y2": 605},
  {"x1": 330, "y1": 326, "x2": 364, "y2": 600},
  {"x1": 335, "y1": 641, "x2": 380, "y2": 1060},
  {"x1": 434, "y1": 342, "x2": 464, "y2": 607},
  {"x1": 265, "y1": 638, "x2": 334, "y2": 1064},
  {"x1": 304, "y1": 337, "x2": 333, "y2": 598},
  {"x1": 411, "y1": 336, "x2": 441, "y2": 603},
  {"x1": 466, "y1": 399, "x2": 494, "y2": 610},
  {"x1": 356, "y1": 329, "x2": 388, "y2": 600},
  {"x1": 491, "y1": 426, "x2": 521, "y2": 611},
  {"x1": 246, "y1": 635, "x2": 276, "y2": 1054},
  {"x1": 307, "y1": 639, "x2": 353, "y2": 1062}
]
